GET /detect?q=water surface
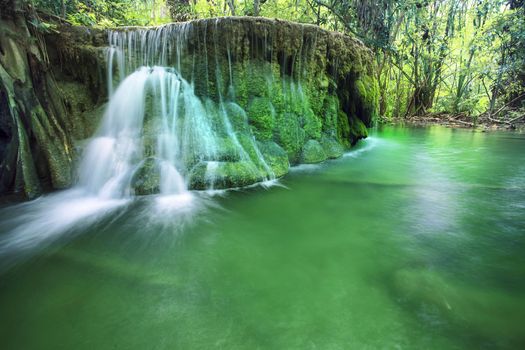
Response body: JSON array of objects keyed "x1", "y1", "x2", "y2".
[{"x1": 1, "y1": 126, "x2": 524, "y2": 349}]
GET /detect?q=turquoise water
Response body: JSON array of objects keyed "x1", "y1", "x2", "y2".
[{"x1": 1, "y1": 126, "x2": 524, "y2": 349}]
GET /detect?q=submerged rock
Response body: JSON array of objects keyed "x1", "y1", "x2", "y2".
[{"x1": 392, "y1": 268, "x2": 525, "y2": 341}]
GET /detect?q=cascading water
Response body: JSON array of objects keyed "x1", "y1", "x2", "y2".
[
  {"x1": 0, "y1": 21, "x2": 283, "y2": 260},
  {"x1": 78, "y1": 66, "x2": 189, "y2": 198},
  {"x1": 0, "y1": 17, "x2": 380, "y2": 272},
  {"x1": 95, "y1": 23, "x2": 277, "y2": 198}
]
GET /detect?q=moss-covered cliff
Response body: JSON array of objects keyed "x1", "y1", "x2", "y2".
[
  {"x1": 108, "y1": 17, "x2": 379, "y2": 149},
  {"x1": 0, "y1": 12, "x2": 379, "y2": 197},
  {"x1": 0, "y1": 4, "x2": 75, "y2": 198}
]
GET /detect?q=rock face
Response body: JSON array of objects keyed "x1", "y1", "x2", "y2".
[
  {"x1": 1, "y1": 5, "x2": 72, "y2": 198},
  {"x1": 0, "y1": 12, "x2": 379, "y2": 198}
]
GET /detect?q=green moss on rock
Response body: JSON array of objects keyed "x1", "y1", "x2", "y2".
[
  {"x1": 355, "y1": 74, "x2": 379, "y2": 125},
  {"x1": 131, "y1": 157, "x2": 160, "y2": 195},
  {"x1": 223, "y1": 102, "x2": 250, "y2": 133},
  {"x1": 213, "y1": 138, "x2": 242, "y2": 162},
  {"x1": 322, "y1": 95, "x2": 339, "y2": 136},
  {"x1": 257, "y1": 141, "x2": 290, "y2": 178},
  {"x1": 232, "y1": 61, "x2": 272, "y2": 108},
  {"x1": 57, "y1": 80, "x2": 100, "y2": 140},
  {"x1": 301, "y1": 139, "x2": 327, "y2": 164},
  {"x1": 348, "y1": 115, "x2": 368, "y2": 145},
  {"x1": 247, "y1": 97, "x2": 275, "y2": 141},
  {"x1": 189, "y1": 160, "x2": 263, "y2": 190},
  {"x1": 0, "y1": 16, "x2": 381, "y2": 196},
  {"x1": 302, "y1": 107, "x2": 322, "y2": 140},
  {"x1": 337, "y1": 110, "x2": 351, "y2": 148},
  {"x1": 274, "y1": 112, "x2": 305, "y2": 163},
  {"x1": 320, "y1": 134, "x2": 344, "y2": 159}
]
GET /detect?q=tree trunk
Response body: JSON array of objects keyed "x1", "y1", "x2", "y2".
[{"x1": 227, "y1": 0, "x2": 236, "y2": 16}]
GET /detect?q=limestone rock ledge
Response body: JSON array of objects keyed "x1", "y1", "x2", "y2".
[{"x1": 0, "y1": 11, "x2": 379, "y2": 197}]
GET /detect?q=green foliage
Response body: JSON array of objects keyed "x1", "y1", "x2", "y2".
[
  {"x1": 29, "y1": 17, "x2": 59, "y2": 33},
  {"x1": 31, "y1": 0, "x2": 172, "y2": 27},
  {"x1": 29, "y1": 0, "x2": 525, "y2": 118},
  {"x1": 483, "y1": 1, "x2": 525, "y2": 108},
  {"x1": 377, "y1": 0, "x2": 524, "y2": 119}
]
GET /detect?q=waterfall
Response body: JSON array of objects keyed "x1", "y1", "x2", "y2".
[
  {"x1": 80, "y1": 22, "x2": 276, "y2": 199},
  {"x1": 0, "y1": 18, "x2": 379, "y2": 263},
  {"x1": 0, "y1": 22, "x2": 284, "y2": 260}
]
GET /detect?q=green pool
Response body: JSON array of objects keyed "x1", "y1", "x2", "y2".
[{"x1": 1, "y1": 125, "x2": 524, "y2": 349}]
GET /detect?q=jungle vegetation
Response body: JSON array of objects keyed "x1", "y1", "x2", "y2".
[{"x1": 25, "y1": 0, "x2": 525, "y2": 121}]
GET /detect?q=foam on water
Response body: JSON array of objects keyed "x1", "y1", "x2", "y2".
[
  {"x1": 343, "y1": 136, "x2": 381, "y2": 158},
  {"x1": 0, "y1": 24, "x2": 282, "y2": 263},
  {"x1": 0, "y1": 190, "x2": 128, "y2": 268}
]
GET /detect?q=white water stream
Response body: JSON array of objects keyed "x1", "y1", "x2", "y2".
[{"x1": 0, "y1": 24, "x2": 279, "y2": 261}]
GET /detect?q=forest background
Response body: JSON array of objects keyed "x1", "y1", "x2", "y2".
[{"x1": 26, "y1": 0, "x2": 525, "y2": 122}]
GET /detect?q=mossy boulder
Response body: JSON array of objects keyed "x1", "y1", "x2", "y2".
[
  {"x1": 257, "y1": 141, "x2": 290, "y2": 178},
  {"x1": 204, "y1": 99, "x2": 224, "y2": 135},
  {"x1": 189, "y1": 161, "x2": 264, "y2": 190},
  {"x1": 337, "y1": 109, "x2": 352, "y2": 148},
  {"x1": 232, "y1": 61, "x2": 272, "y2": 108},
  {"x1": 301, "y1": 139, "x2": 327, "y2": 164},
  {"x1": 322, "y1": 95, "x2": 340, "y2": 135},
  {"x1": 131, "y1": 157, "x2": 161, "y2": 195},
  {"x1": 301, "y1": 107, "x2": 323, "y2": 140},
  {"x1": 57, "y1": 80, "x2": 103, "y2": 140},
  {"x1": 320, "y1": 135, "x2": 344, "y2": 159},
  {"x1": 243, "y1": 61, "x2": 272, "y2": 98}
]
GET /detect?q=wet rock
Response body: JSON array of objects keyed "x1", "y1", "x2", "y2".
[
  {"x1": 257, "y1": 141, "x2": 290, "y2": 178},
  {"x1": 131, "y1": 157, "x2": 161, "y2": 195},
  {"x1": 1, "y1": 14, "x2": 378, "y2": 196},
  {"x1": 275, "y1": 112, "x2": 305, "y2": 163},
  {"x1": 301, "y1": 139, "x2": 327, "y2": 164},
  {"x1": 320, "y1": 134, "x2": 344, "y2": 159},
  {"x1": 189, "y1": 161, "x2": 264, "y2": 190},
  {"x1": 247, "y1": 97, "x2": 275, "y2": 141}
]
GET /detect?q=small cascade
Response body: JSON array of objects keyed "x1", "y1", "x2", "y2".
[{"x1": 79, "y1": 68, "x2": 149, "y2": 198}]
